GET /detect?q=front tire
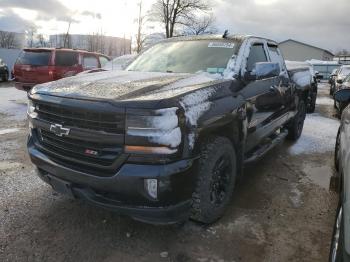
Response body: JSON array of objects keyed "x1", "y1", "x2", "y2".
[
  {"x1": 191, "y1": 136, "x2": 237, "y2": 224},
  {"x1": 287, "y1": 99, "x2": 306, "y2": 141}
]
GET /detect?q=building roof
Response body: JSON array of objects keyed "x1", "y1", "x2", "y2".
[{"x1": 279, "y1": 39, "x2": 334, "y2": 57}]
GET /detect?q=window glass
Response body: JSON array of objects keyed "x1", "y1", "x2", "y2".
[
  {"x1": 55, "y1": 51, "x2": 78, "y2": 67},
  {"x1": 16, "y1": 51, "x2": 51, "y2": 66},
  {"x1": 127, "y1": 40, "x2": 238, "y2": 74},
  {"x1": 268, "y1": 45, "x2": 284, "y2": 71},
  {"x1": 99, "y1": 56, "x2": 109, "y2": 67},
  {"x1": 246, "y1": 44, "x2": 268, "y2": 72},
  {"x1": 83, "y1": 55, "x2": 99, "y2": 69}
]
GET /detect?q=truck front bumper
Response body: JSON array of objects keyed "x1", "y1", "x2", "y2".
[{"x1": 28, "y1": 137, "x2": 197, "y2": 224}]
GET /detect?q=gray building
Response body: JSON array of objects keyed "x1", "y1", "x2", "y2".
[
  {"x1": 49, "y1": 34, "x2": 132, "y2": 57},
  {"x1": 279, "y1": 39, "x2": 334, "y2": 61}
]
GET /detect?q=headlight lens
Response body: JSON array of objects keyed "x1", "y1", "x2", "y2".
[{"x1": 125, "y1": 107, "x2": 182, "y2": 154}]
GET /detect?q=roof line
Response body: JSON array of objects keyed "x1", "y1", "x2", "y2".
[{"x1": 279, "y1": 39, "x2": 334, "y2": 56}]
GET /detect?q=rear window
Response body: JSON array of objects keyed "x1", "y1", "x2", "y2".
[
  {"x1": 16, "y1": 51, "x2": 51, "y2": 66},
  {"x1": 55, "y1": 51, "x2": 78, "y2": 67},
  {"x1": 83, "y1": 55, "x2": 99, "y2": 69},
  {"x1": 99, "y1": 56, "x2": 109, "y2": 67}
]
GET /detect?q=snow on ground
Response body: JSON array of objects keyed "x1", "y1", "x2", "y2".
[
  {"x1": 288, "y1": 113, "x2": 339, "y2": 155},
  {"x1": 316, "y1": 96, "x2": 334, "y2": 106},
  {"x1": 0, "y1": 87, "x2": 28, "y2": 121}
]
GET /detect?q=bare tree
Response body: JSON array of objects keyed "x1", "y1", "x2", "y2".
[
  {"x1": 336, "y1": 49, "x2": 350, "y2": 56},
  {"x1": 182, "y1": 13, "x2": 217, "y2": 35},
  {"x1": 26, "y1": 26, "x2": 37, "y2": 48},
  {"x1": 135, "y1": 1, "x2": 147, "y2": 53},
  {"x1": 36, "y1": 34, "x2": 47, "y2": 47},
  {"x1": 151, "y1": 0, "x2": 210, "y2": 38},
  {"x1": 63, "y1": 21, "x2": 72, "y2": 48},
  {"x1": 0, "y1": 31, "x2": 18, "y2": 49}
]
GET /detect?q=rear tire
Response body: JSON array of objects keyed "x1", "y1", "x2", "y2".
[
  {"x1": 307, "y1": 91, "x2": 317, "y2": 113},
  {"x1": 191, "y1": 136, "x2": 237, "y2": 224},
  {"x1": 287, "y1": 99, "x2": 306, "y2": 141}
]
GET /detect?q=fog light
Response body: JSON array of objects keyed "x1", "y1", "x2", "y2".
[{"x1": 145, "y1": 179, "x2": 158, "y2": 199}]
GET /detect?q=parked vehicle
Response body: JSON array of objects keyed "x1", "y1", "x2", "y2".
[
  {"x1": 333, "y1": 65, "x2": 350, "y2": 95},
  {"x1": 14, "y1": 48, "x2": 110, "y2": 91},
  {"x1": 334, "y1": 75, "x2": 350, "y2": 116},
  {"x1": 330, "y1": 68, "x2": 339, "y2": 95},
  {"x1": 77, "y1": 54, "x2": 137, "y2": 75},
  {"x1": 285, "y1": 61, "x2": 316, "y2": 113},
  {"x1": 0, "y1": 58, "x2": 9, "y2": 82},
  {"x1": 27, "y1": 35, "x2": 309, "y2": 224},
  {"x1": 330, "y1": 89, "x2": 350, "y2": 262}
]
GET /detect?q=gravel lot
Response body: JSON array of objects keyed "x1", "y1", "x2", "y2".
[{"x1": 0, "y1": 81, "x2": 339, "y2": 262}]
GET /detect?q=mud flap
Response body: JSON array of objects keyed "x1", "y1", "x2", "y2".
[{"x1": 48, "y1": 175, "x2": 75, "y2": 198}]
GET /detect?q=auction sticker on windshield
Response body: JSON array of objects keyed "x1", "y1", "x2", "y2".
[{"x1": 208, "y1": 42, "x2": 235, "y2": 48}]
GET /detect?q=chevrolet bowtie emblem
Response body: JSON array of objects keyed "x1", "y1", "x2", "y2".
[{"x1": 50, "y1": 124, "x2": 70, "y2": 137}]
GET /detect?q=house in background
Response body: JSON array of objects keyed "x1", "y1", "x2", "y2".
[{"x1": 279, "y1": 39, "x2": 334, "y2": 61}]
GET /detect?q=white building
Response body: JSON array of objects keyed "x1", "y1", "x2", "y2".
[
  {"x1": 279, "y1": 39, "x2": 334, "y2": 61},
  {"x1": 49, "y1": 34, "x2": 132, "y2": 57}
]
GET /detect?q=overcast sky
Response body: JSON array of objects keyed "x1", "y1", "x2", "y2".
[{"x1": 0, "y1": 0, "x2": 349, "y2": 52}]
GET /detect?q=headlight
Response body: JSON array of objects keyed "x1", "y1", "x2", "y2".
[
  {"x1": 125, "y1": 107, "x2": 182, "y2": 155},
  {"x1": 27, "y1": 99, "x2": 38, "y2": 118}
]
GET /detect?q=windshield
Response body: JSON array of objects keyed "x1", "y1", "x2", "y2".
[
  {"x1": 104, "y1": 54, "x2": 136, "y2": 70},
  {"x1": 127, "y1": 40, "x2": 238, "y2": 74},
  {"x1": 16, "y1": 51, "x2": 51, "y2": 66}
]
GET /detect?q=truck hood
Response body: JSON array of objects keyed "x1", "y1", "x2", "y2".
[{"x1": 31, "y1": 70, "x2": 224, "y2": 101}]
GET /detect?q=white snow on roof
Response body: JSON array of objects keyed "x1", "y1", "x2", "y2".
[
  {"x1": 306, "y1": 59, "x2": 340, "y2": 65},
  {"x1": 288, "y1": 113, "x2": 339, "y2": 155},
  {"x1": 291, "y1": 71, "x2": 312, "y2": 88}
]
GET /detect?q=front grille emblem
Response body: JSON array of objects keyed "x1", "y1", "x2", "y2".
[{"x1": 50, "y1": 124, "x2": 70, "y2": 137}]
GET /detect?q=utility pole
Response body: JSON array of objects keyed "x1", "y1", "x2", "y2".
[{"x1": 64, "y1": 21, "x2": 71, "y2": 48}]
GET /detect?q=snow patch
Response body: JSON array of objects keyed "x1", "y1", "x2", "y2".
[
  {"x1": 127, "y1": 107, "x2": 181, "y2": 148},
  {"x1": 317, "y1": 96, "x2": 334, "y2": 106},
  {"x1": 291, "y1": 71, "x2": 312, "y2": 88},
  {"x1": 180, "y1": 88, "x2": 215, "y2": 126},
  {"x1": 290, "y1": 184, "x2": 303, "y2": 208},
  {"x1": 180, "y1": 88, "x2": 215, "y2": 148},
  {"x1": 288, "y1": 114, "x2": 339, "y2": 155},
  {"x1": 0, "y1": 128, "x2": 21, "y2": 135}
]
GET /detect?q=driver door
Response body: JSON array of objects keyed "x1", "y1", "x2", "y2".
[{"x1": 239, "y1": 42, "x2": 284, "y2": 152}]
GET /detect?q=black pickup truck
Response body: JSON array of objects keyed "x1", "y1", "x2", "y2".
[{"x1": 27, "y1": 35, "x2": 309, "y2": 224}]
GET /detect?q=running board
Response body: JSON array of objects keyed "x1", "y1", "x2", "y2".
[{"x1": 244, "y1": 130, "x2": 288, "y2": 164}]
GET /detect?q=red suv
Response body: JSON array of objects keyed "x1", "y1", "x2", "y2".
[{"x1": 14, "y1": 48, "x2": 110, "y2": 91}]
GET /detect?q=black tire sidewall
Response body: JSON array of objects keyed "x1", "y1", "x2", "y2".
[
  {"x1": 191, "y1": 137, "x2": 237, "y2": 224},
  {"x1": 288, "y1": 99, "x2": 306, "y2": 140}
]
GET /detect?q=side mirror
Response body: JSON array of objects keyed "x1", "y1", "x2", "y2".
[
  {"x1": 337, "y1": 79, "x2": 344, "y2": 84},
  {"x1": 247, "y1": 62, "x2": 280, "y2": 81},
  {"x1": 334, "y1": 89, "x2": 350, "y2": 102}
]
